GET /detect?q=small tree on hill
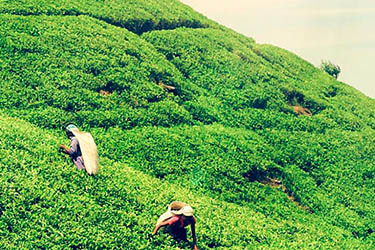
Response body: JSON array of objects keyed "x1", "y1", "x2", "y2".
[{"x1": 320, "y1": 60, "x2": 341, "y2": 79}]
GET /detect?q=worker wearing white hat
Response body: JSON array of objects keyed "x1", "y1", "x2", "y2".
[{"x1": 153, "y1": 201, "x2": 198, "y2": 250}]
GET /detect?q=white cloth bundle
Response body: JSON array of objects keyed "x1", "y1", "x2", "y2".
[{"x1": 71, "y1": 128, "x2": 100, "y2": 175}]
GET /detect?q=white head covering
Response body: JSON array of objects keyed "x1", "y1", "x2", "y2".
[
  {"x1": 171, "y1": 205, "x2": 194, "y2": 217},
  {"x1": 66, "y1": 124, "x2": 78, "y2": 132},
  {"x1": 156, "y1": 203, "x2": 194, "y2": 225}
]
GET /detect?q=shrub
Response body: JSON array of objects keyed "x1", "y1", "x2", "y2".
[
  {"x1": 320, "y1": 60, "x2": 341, "y2": 79},
  {"x1": 1, "y1": 0, "x2": 375, "y2": 248}
]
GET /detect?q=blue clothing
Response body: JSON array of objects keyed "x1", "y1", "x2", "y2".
[{"x1": 69, "y1": 137, "x2": 85, "y2": 170}]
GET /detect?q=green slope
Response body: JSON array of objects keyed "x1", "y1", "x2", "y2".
[
  {"x1": 0, "y1": 114, "x2": 368, "y2": 249},
  {"x1": 0, "y1": 0, "x2": 216, "y2": 34},
  {"x1": 0, "y1": 0, "x2": 375, "y2": 249}
]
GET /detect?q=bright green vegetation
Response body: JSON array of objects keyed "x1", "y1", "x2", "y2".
[
  {"x1": 0, "y1": 0, "x2": 216, "y2": 34},
  {"x1": 0, "y1": 114, "x2": 367, "y2": 249},
  {"x1": 0, "y1": 0, "x2": 375, "y2": 249}
]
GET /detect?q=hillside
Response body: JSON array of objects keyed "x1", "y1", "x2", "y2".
[{"x1": 1, "y1": 0, "x2": 375, "y2": 249}]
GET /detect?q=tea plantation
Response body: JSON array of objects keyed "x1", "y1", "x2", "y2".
[{"x1": 0, "y1": 0, "x2": 375, "y2": 249}]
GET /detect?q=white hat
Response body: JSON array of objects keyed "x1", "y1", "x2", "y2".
[
  {"x1": 171, "y1": 205, "x2": 194, "y2": 217},
  {"x1": 156, "y1": 204, "x2": 194, "y2": 225}
]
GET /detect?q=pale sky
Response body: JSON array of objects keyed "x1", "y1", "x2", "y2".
[{"x1": 180, "y1": 0, "x2": 375, "y2": 98}]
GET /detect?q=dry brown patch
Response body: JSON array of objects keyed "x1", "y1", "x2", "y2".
[
  {"x1": 292, "y1": 105, "x2": 312, "y2": 116},
  {"x1": 260, "y1": 177, "x2": 312, "y2": 212},
  {"x1": 99, "y1": 90, "x2": 111, "y2": 97},
  {"x1": 158, "y1": 82, "x2": 176, "y2": 92}
]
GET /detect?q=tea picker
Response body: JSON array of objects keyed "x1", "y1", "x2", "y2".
[
  {"x1": 59, "y1": 124, "x2": 99, "y2": 175},
  {"x1": 153, "y1": 201, "x2": 198, "y2": 250}
]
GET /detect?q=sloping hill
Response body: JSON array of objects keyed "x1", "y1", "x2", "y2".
[
  {"x1": 0, "y1": 114, "x2": 367, "y2": 249},
  {"x1": 0, "y1": 0, "x2": 375, "y2": 249},
  {"x1": 0, "y1": 0, "x2": 217, "y2": 34}
]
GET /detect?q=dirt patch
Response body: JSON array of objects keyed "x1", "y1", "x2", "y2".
[
  {"x1": 99, "y1": 89, "x2": 111, "y2": 97},
  {"x1": 282, "y1": 88, "x2": 326, "y2": 116},
  {"x1": 158, "y1": 82, "x2": 176, "y2": 92},
  {"x1": 291, "y1": 105, "x2": 312, "y2": 117},
  {"x1": 259, "y1": 178, "x2": 282, "y2": 187},
  {"x1": 260, "y1": 177, "x2": 312, "y2": 213}
]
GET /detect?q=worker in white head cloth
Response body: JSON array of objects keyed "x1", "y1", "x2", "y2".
[
  {"x1": 59, "y1": 124, "x2": 99, "y2": 175},
  {"x1": 153, "y1": 201, "x2": 198, "y2": 250}
]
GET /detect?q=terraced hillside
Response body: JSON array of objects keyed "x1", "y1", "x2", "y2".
[{"x1": 0, "y1": 0, "x2": 374, "y2": 249}]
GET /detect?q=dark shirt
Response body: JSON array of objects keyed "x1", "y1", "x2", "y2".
[{"x1": 69, "y1": 137, "x2": 85, "y2": 170}]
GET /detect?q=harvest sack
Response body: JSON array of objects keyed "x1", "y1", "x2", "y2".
[
  {"x1": 156, "y1": 201, "x2": 194, "y2": 225},
  {"x1": 71, "y1": 128, "x2": 100, "y2": 175}
]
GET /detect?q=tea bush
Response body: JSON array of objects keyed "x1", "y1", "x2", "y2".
[
  {"x1": 0, "y1": 0, "x2": 216, "y2": 34},
  {"x1": 0, "y1": 14, "x2": 200, "y2": 129},
  {"x1": 320, "y1": 60, "x2": 341, "y2": 79},
  {"x1": 1, "y1": 0, "x2": 375, "y2": 248},
  {"x1": 0, "y1": 114, "x2": 369, "y2": 249}
]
